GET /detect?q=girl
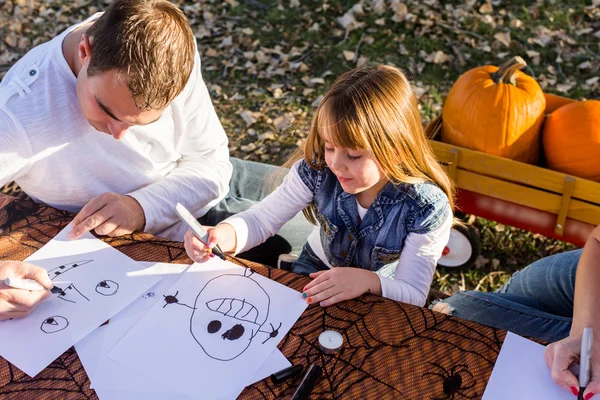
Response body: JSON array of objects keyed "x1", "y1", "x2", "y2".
[{"x1": 184, "y1": 64, "x2": 455, "y2": 307}]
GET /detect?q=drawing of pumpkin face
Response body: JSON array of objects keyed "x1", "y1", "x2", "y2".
[{"x1": 190, "y1": 273, "x2": 271, "y2": 361}]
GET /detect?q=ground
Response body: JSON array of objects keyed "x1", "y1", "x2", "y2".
[{"x1": 1, "y1": 0, "x2": 598, "y2": 297}]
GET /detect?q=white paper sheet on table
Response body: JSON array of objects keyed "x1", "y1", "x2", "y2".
[
  {"x1": 75, "y1": 262, "x2": 291, "y2": 399},
  {"x1": 482, "y1": 332, "x2": 573, "y2": 399},
  {"x1": 0, "y1": 224, "x2": 161, "y2": 377},
  {"x1": 108, "y1": 258, "x2": 307, "y2": 400}
]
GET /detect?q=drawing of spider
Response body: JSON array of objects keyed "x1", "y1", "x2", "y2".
[
  {"x1": 162, "y1": 268, "x2": 281, "y2": 361},
  {"x1": 422, "y1": 362, "x2": 478, "y2": 399}
]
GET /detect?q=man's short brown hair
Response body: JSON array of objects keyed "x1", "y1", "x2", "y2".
[{"x1": 87, "y1": 0, "x2": 195, "y2": 110}]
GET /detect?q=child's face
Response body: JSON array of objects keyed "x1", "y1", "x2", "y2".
[{"x1": 322, "y1": 136, "x2": 388, "y2": 206}]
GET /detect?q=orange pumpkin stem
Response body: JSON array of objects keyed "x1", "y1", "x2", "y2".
[{"x1": 491, "y1": 56, "x2": 527, "y2": 86}]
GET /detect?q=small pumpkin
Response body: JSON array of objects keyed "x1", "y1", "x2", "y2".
[
  {"x1": 441, "y1": 56, "x2": 546, "y2": 164},
  {"x1": 542, "y1": 100, "x2": 600, "y2": 181},
  {"x1": 544, "y1": 92, "x2": 576, "y2": 114}
]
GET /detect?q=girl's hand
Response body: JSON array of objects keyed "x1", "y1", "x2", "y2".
[
  {"x1": 301, "y1": 268, "x2": 381, "y2": 307},
  {"x1": 545, "y1": 333, "x2": 600, "y2": 399},
  {"x1": 184, "y1": 224, "x2": 236, "y2": 263}
]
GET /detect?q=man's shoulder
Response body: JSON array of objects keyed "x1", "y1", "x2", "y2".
[{"x1": 2, "y1": 38, "x2": 57, "y2": 87}]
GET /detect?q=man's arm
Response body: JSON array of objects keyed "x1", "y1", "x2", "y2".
[{"x1": 0, "y1": 106, "x2": 32, "y2": 188}]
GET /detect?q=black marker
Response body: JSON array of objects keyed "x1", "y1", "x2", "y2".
[
  {"x1": 270, "y1": 364, "x2": 304, "y2": 384},
  {"x1": 291, "y1": 364, "x2": 322, "y2": 400}
]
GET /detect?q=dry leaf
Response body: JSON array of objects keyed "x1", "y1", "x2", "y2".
[
  {"x1": 273, "y1": 113, "x2": 295, "y2": 132},
  {"x1": 479, "y1": 3, "x2": 493, "y2": 14},
  {"x1": 586, "y1": 77, "x2": 599, "y2": 85},
  {"x1": 239, "y1": 110, "x2": 258, "y2": 126},
  {"x1": 494, "y1": 31, "x2": 511, "y2": 47},
  {"x1": 343, "y1": 50, "x2": 356, "y2": 61},
  {"x1": 556, "y1": 83, "x2": 574, "y2": 93},
  {"x1": 356, "y1": 55, "x2": 369, "y2": 67},
  {"x1": 312, "y1": 95, "x2": 324, "y2": 108}
]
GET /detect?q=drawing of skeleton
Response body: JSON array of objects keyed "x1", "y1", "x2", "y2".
[{"x1": 163, "y1": 269, "x2": 281, "y2": 361}]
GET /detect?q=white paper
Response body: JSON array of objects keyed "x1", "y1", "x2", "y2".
[
  {"x1": 76, "y1": 262, "x2": 290, "y2": 400},
  {"x1": 81, "y1": 317, "x2": 290, "y2": 400},
  {"x1": 0, "y1": 225, "x2": 161, "y2": 377},
  {"x1": 108, "y1": 258, "x2": 307, "y2": 400},
  {"x1": 482, "y1": 332, "x2": 573, "y2": 399},
  {"x1": 76, "y1": 262, "x2": 190, "y2": 390}
]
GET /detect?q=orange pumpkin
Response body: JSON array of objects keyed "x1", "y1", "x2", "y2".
[
  {"x1": 542, "y1": 100, "x2": 600, "y2": 180},
  {"x1": 544, "y1": 92, "x2": 576, "y2": 114},
  {"x1": 441, "y1": 56, "x2": 546, "y2": 164}
]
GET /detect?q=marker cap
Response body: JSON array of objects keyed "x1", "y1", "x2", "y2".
[{"x1": 270, "y1": 364, "x2": 304, "y2": 384}]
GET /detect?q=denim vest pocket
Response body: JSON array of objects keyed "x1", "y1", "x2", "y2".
[
  {"x1": 371, "y1": 246, "x2": 402, "y2": 271},
  {"x1": 316, "y1": 212, "x2": 338, "y2": 241}
]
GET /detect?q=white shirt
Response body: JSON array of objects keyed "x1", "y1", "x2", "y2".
[
  {"x1": 225, "y1": 161, "x2": 453, "y2": 307},
  {"x1": 0, "y1": 15, "x2": 232, "y2": 241}
]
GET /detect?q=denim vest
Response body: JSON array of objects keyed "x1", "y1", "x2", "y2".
[{"x1": 297, "y1": 160, "x2": 451, "y2": 273}]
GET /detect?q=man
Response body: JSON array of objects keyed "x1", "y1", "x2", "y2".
[{"x1": 0, "y1": 0, "x2": 311, "y2": 320}]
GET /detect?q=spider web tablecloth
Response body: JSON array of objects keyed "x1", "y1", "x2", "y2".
[{"x1": 0, "y1": 194, "x2": 505, "y2": 399}]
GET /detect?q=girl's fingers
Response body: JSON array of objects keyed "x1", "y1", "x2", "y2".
[
  {"x1": 307, "y1": 287, "x2": 341, "y2": 305},
  {"x1": 304, "y1": 271, "x2": 330, "y2": 291},
  {"x1": 319, "y1": 294, "x2": 344, "y2": 307},
  {"x1": 302, "y1": 279, "x2": 335, "y2": 299}
]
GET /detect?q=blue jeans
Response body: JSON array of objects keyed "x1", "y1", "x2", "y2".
[
  {"x1": 199, "y1": 158, "x2": 314, "y2": 267},
  {"x1": 291, "y1": 243, "x2": 330, "y2": 275},
  {"x1": 434, "y1": 249, "x2": 580, "y2": 343}
]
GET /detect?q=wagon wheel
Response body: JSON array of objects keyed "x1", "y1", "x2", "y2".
[{"x1": 437, "y1": 224, "x2": 480, "y2": 269}]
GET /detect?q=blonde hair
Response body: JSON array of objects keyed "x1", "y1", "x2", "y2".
[
  {"x1": 87, "y1": 0, "x2": 195, "y2": 110},
  {"x1": 299, "y1": 64, "x2": 455, "y2": 223}
]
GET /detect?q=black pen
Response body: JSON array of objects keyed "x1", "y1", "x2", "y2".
[
  {"x1": 175, "y1": 203, "x2": 226, "y2": 260},
  {"x1": 291, "y1": 364, "x2": 322, "y2": 400}
]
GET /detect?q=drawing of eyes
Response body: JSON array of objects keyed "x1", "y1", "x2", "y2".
[
  {"x1": 40, "y1": 316, "x2": 69, "y2": 334},
  {"x1": 95, "y1": 280, "x2": 119, "y2": 296}
]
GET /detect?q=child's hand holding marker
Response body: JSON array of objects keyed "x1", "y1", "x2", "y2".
[
  {"x1": 183, "y1": 223, "x2": 236, "y2": 262},
  {"x1": 0, "y1": 261, "x2": 53, "y2": 320}
]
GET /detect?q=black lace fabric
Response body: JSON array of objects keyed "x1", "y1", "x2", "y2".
[{"x1": 0, "y1": 194, "x2": 504, "y2": 399}]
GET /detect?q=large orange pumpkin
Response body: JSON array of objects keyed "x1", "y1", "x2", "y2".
[
  {"x1": 542, "y1": 100, "x2": 600, "y2": 180},
  {"x1": 441, "y1": 56, "x2": 546, "y2": 164}
]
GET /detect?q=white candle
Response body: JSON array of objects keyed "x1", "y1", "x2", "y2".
[{"x1": 318, "y1": 330, "x2": 344, "y2": 354}]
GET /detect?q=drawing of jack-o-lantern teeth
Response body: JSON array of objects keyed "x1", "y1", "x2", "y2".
[{"x1": 162, "y1": 268, "x2": 282, "y2": 361}]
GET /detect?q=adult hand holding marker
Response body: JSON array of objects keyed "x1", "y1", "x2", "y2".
[
  {"x1": 546, "y1": 327, "x2": 600, "y2": 399},
  {"x1": 178, "y1": 203, "x2": 230, "y2": 262},
  {"x1": 0, "y1": 261, "x2": 53, "y2": 320}
]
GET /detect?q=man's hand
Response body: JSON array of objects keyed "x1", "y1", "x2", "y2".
[
  {"x1": 0, "y1": 261, "x2": 53, "y2": 321},
  {"x1": 301, "y1": 268, "x2": 382, "y2": 307},
  {"x1": 69, "y1": 193, "x2": 146, "y2": 240}
]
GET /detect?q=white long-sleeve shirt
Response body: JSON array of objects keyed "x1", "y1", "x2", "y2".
[
  {"x1": 225, "y1": 162, "x2": 452, "y2": 306},
  {"x1": 0, "y1": 14, "x2": 232, "y2": 241}
]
